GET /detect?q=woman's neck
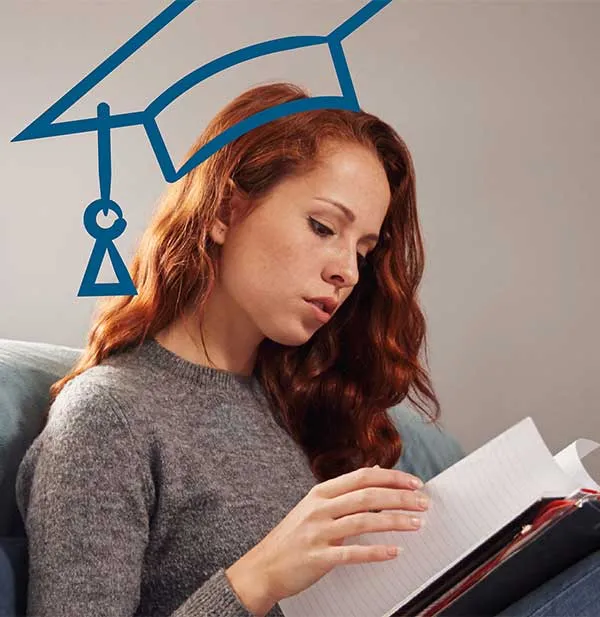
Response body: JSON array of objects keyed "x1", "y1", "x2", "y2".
[{"x1": 154, "y1": 311, "x2": 258, "y2": 378}]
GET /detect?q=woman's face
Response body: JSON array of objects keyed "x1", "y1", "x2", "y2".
[{"x1": 208, "y1": 140, "x2": 391, "y2": 349}]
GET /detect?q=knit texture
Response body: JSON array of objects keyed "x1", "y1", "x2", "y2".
[{"x1": 15, "y1": 339, "x2": 318, "y2": 616}]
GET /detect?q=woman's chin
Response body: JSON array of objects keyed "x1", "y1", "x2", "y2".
[{"x1": 264, "y1": 324, "x2": 320, "y2": 347}]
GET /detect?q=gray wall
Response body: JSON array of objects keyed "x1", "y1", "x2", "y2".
[{"x1": 2, "y1": 1, "x2": 599, "y2": 477}]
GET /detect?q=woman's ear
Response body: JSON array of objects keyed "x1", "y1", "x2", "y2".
[
  {"x1": 209, "y1": 219, "x2": 228, "y2": 245},
  {"x1": 209, "y1": 187, "x2": 248, "y2": 245}
]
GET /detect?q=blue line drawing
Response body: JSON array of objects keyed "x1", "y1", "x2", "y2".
[{"x1": 12, "y1": 0, "x2": 394, "y2": 297}]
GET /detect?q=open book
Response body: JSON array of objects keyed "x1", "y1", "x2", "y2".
[{"x1": 278, "y1": 417, "x2": 600, "y2": 617}]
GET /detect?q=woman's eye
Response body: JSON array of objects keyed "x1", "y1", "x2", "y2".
[
  {"x1": 309, "y1": 217, "x2": 370, "y2": 273},
  {"x1": 308, "y1": 217, "x2": 334, "y2": 237}
]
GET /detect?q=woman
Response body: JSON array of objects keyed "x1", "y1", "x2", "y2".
[{"x1": 15, "y1": 82, "x2": 599, "y2": 617}]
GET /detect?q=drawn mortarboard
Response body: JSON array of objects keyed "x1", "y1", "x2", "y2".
[{"x1": 12, "y1": 0, "x2": 394, "y2": 297}]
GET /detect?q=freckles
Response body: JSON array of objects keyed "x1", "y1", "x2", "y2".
[
  {"x1": 260, "y1": 232, "x2": 295, "y2": 266},
  {"x1": 244, "y1": 236, "x2": 288, "y2": 281},
  {"x1": 241, "y1": 212, "x2": 301, "y2": 278}
]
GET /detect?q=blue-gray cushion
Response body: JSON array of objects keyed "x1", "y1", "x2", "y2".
[{"x1": 390, "y1": 404, "x2": 465, "y2": 481}]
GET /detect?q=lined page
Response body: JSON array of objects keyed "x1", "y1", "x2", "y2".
[{"x1": 279, "y1": 417, "x2": 580, "y2": 617}]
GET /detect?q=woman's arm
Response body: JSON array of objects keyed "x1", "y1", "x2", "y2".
[{"x1": 15, "y1": 380, "x2": 259, "y2": 617}]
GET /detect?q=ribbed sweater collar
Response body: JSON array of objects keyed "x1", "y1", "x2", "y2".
[{"x1": 135, "y1": 338, "x2": 257, "y2": 390}]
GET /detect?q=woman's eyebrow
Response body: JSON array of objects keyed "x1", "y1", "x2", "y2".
[{"x1": 314, "y1": 197, "x2": 380, "y2": 243}]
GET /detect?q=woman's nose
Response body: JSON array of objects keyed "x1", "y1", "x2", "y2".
[{"x1": 325, "y1": 251, "x2": 360, "y2": 288}]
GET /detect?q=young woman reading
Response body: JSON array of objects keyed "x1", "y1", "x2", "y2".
[{"x1": 16, "y1": 82, "x2": 599, "y2": 617}]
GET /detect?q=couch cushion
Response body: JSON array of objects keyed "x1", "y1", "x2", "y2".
[
  {"x1": 0, "y1": 537, "x2": 27, "y2": 616},
  {"x1": 0, "y1": 339, "x2": 81, "y2": 537},
  {"x1": 389, "y1": 404, "x2": 465, "y2": 482}
]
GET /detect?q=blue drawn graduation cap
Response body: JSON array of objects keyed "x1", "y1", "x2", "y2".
[{"x1": 13, "y1": 0, "x2": 394, "y2": 297}]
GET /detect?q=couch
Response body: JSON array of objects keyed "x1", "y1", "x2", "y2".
[{"x1": 0, "y1": 338, "x2": 465, "y2": 616}]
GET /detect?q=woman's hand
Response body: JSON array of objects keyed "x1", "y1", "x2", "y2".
[{"x1": 225, "y1": 465, "x2": 429, "y2": 615}]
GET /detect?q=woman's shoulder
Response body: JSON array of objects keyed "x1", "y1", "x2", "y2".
[
  {"x1": 49, "y1": 369, "x2": 131, "y2": 430},
  {"x1": 51, "y1": 350, "x2": 155, "y2": 429},
  {"x1": 60, "y1": 360, "x2": 139, "y2": 406}
]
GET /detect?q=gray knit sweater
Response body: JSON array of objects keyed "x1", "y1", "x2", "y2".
[{"x1": 15, "y1": 338, "x2": 319, "y2": 617}]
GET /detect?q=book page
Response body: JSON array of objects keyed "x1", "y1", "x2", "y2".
[
  {"x1": 279, "y1": 417, "x2": 581, "y2": 617},
  {"x1": 554, "y1": 438, "x2": 600, "y2": 492}
]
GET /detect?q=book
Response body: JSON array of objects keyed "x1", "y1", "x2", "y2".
[
  {"x1": 409, "y1": 490, "x2": 600, "y2": 616},
  {"x1": 278, "y1": 417, "x2": 600, "y2": 617}
]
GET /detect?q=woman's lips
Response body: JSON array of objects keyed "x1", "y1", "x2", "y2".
[{"x1": 305, "y1": 299, "x2": 331, "y2": 324}]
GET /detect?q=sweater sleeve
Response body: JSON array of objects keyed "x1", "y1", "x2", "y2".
[{"x1": 15, "y1": 381, "x2": 256, "y2": 617}]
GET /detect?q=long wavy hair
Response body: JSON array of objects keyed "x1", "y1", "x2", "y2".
[{"x1": 49, "y1": 82, "x2": 440, "y2": 482}]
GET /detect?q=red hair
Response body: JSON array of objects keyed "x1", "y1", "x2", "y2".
[{"x1": 49, "y1": 82, "x2": 440, "y2": 482}]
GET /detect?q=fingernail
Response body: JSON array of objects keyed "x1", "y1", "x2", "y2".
[
  {"x1": 417, "y1": 495, "x2": 430, "y2": 510},
  {"x1": 410, "y1": 477, "x2": 423, "y2": 489},
  {"x1": 411, "y1": 517, "x2": 422, "y2": 528}
]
